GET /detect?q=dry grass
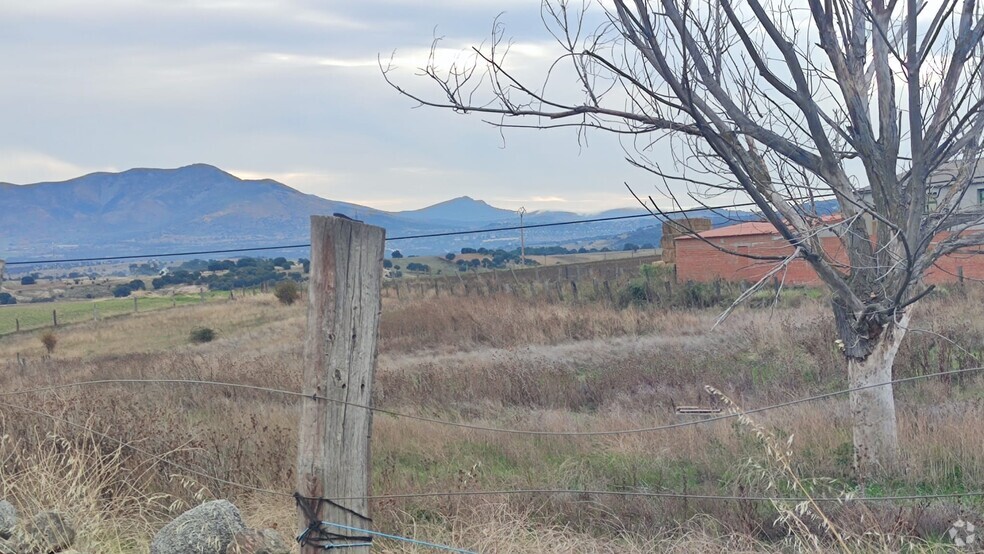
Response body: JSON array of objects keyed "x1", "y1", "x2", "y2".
[{"x1": 0, "y1": 284, "x2": 982, "y2": 551}]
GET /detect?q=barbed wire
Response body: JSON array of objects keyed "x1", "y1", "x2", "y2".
[{"x1": 2, "y1": 365, "x2": 982, "y2": 437}]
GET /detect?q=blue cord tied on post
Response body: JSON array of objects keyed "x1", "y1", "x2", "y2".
[{"x1": 294, "y1": 492, "x2": 373, "y2": 550}]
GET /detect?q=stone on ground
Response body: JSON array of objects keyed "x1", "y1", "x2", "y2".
[
  {"x1": 229, "y1": 528, "x2": 291, "y2": 554},
  {"x1": 19, "y1": 511, "x2": 76, "y2": 554},
  {"x1": 150, "y1": 500, "x2": 245, "y2": 554},
  {"x1": 0, "y1": 501, "x2": 16, "y2": 540}
]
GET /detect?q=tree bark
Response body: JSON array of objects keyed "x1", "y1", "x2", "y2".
[{"x1": 841, "y1": 309, "x2": 911, "y2": 479}]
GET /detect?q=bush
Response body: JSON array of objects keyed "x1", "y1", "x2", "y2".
[
  {"x1": 445, "y1": 253, "x2": 456, "y2": 261},
  {"x1": 391, "y1": 250, "x2": 404, "y2": 259},
  {"x1": 617, "y1": 278, "x2": 652, "y2": 307},
  {"x1": 0, "y1": 292, "x2": 15, "y2": 305},
  {"x1": 40, "y1": 331, "x2": 57, "y2": 354},
  {"x1": 274, "y1": 280, "x2": 302, "y2": 306},
  {"x1": 189, "y1": 327, "x2": 216, "y2": 343},
  {"x1": 383, "y1": 260, "x2": 393, "y2": 269},
  {"x1": 20, "y1": 276, "x2": 36, "y2": 285},
  {"x1": 128, "y1": 279, "x2": 146, "y2": 291},
  {"x1": 112, "y1": 285, "x2": 132, "y2": 298}
]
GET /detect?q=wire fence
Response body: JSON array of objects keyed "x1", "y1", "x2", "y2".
[
  {"x1": 4, "y1": 207, "x2": 984, "y2": 551},
  {"x1": 3, "y1": 331, "x2": 984, "y2": 549},
  {"x1": 3, "y1": 364, "x2": 984, "y2": 552}
]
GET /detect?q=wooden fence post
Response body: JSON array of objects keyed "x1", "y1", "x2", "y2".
[
  {"x1": 133, "y1": 297, "x2": 138, "y2": 313},
  {"x1": 15, "y1": 318, "x2": 20, "y2": 332},
  {"x1": 958, "y1": 266, "x2": 965, "y2": 286},
  {"x1": 297, "y1": 216, "x2": 385, "y2": 554},
  {"x1": 52, "y1": 310, "x2": 58, "y2": 327}
]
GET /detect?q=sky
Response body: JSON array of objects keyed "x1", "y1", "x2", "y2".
[{"x1": 0, "y1": 0, "x2": 667, "y2": 213}]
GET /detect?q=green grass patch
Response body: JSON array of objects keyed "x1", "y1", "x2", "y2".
[{"x1": 0, "y1": 292, "x2": 229, "y2": 335}]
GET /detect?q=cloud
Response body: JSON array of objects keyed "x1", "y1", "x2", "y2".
[{"x1": 0, "y1": 151, "x2": 107, "y2": 184}]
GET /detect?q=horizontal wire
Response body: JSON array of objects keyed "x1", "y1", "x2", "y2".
[
  {"x1": 0, "y1": 398, "x2": 292, "y2": 498},
  {"x1": 3, "y1": 197, "x2": 834, "y2": 266},
  {"x1": 337, "y1": 488, "x2": 984, "y2": 503},
  {"x1": 2, "y1": 364, "x2": 982, "y2": 437},
  {"x1": 1, "y1": 397, "x2": 981, "y2": 505},
  {"x1": 314, "y1": 521, "x2": 476, "y2": 554}
]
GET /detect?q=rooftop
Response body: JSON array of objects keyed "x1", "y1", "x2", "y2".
[{"x1": 676, "y1": 215, "x2": 844, "y2": 240}]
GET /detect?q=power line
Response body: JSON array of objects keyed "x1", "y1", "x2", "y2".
[
  {"x1": 3, "y1": 244, "x2": 311, "y2": 266},
  {"x1": 3, "y1": 364, "x2": 982, "y2": 437},
  {"x1": 3, "y1": 197, "x2": 834, "y2": 266}
]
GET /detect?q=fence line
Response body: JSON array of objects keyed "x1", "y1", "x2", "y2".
[
  {"x1": 0, "y1": 291, "x2": 240, "y2": 337},
  {"x1": 3, "y1": 365, "x2": 983, "y2": 437},
  {"x1": 0, "y1": 397, "x2": 981, "y2": 506}
]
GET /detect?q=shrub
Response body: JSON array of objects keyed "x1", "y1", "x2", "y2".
[
  {"x1": 617, "y1": 278, "x2": 652, "y2": 307},
  {"x1": 20, "y1": 276, "x2": 36, "y2": 285},
  {"x1": 40, "y1": 331, "x2": 57, "y2": 354},
  {"x1": 0, "y1": 292, "x2": 15, "y2": 305},
  {"x1": 391, "y1": 250, "x2": 404, "y2": 259},
  {"x1": 445, "y1": 253, "x2": 456, "y2": 261},
  {"x1": 383, "y1": 260, "x2": 393, "y2": 269},
  {"x1": 189, "y1": 327, "x2": 216, "y2": 343},
  {"x1": 274, "y1": 280, "x2": 302, "y2": 306},
  {"x1": 128, "y1": 279, "x2": 146, "y2": 291},
  {"x1": 112, "y1": 285, "x2": 132, "y2": 298}
]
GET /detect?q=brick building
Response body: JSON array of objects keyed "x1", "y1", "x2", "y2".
[{"x1": 675, "y1": 220, "x2": 984, "y2": 285}]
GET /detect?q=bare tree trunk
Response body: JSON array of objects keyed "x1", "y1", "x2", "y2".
[{"x1": 839, "y1": 309, "x2": 911, "y2": 478}]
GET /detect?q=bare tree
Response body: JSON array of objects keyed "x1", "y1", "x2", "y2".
[{"x1": 385, "y1": 0, "x2": 984, "y2": 478}]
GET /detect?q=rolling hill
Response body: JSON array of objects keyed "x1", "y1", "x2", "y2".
[{"x1": 0, "y1": 164, "x2": 768, "y2": 264}]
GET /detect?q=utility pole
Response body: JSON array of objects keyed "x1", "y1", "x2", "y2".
[{"x1": 518, "y1": 207, "x2": 527, "y2": 267}]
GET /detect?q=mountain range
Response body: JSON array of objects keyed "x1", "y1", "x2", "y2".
[{"x1": 0, "y1": 164, "x2": 766, "y2": 265}]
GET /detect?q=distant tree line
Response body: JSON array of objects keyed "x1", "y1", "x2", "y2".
[{"x1": 147, "y1": 257, "x2": 307, "y2": 291}]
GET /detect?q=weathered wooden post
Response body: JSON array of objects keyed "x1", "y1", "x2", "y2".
[
  {"x1": 133, "y1": 297, "x2": 138, "y2": 313},
  {"x1": 93, "y1": 304, "x2": 99, "y2": 321},
  {"x1": 15, "y1": 318, "x2": 20, "y2": 332},
  {"x1": 297, "y1": 216, "x2": 385, "y2": 554},
  {"x1": 52, "y1": 310, "x2": 58, "y2": 327},
  {"x1": 958, "y1": 266, "x2": 965, "y2": 286}
]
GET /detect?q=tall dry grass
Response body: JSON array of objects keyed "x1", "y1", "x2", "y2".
[{"x1": 0, "y1": 285, "x2": 982, "y2": 551}]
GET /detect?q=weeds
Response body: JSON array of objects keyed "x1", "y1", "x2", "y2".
[{"x1": 0, "y1": 286, "x2": 982, "y2": 551}]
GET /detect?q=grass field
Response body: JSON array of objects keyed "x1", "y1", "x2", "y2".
[
  {"x1": 0, "y1": 278, "x2": 982, "y2": 552},
  {"x1": 0, "y1": 291, "x2": 233, "y2": 336}
]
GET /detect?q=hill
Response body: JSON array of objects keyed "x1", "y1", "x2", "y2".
[{"x1": 0, "y1": 164, "x2": 771, "y2": 263}]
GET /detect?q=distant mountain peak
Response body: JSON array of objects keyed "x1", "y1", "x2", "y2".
[{"x1": 398, "y1": 195, "x2": 514, "y2": 224}]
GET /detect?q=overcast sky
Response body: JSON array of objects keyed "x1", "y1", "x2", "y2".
[{"x1": 0, "y1": 0, "x2": 673, "y2": 213}]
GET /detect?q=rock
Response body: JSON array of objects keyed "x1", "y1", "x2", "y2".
[
  {"x1": 150, "y1": 500, "x2": 245, "y2": 554},
  {"x1": 0, "y1": 501, "x2": 16, "y2": 540},
  {"x1": 19, "y1": 511, "x2": 76, "y2": 554},
  {"x1": 228, "y1": 528, "x2": 291, "y2": 554}
]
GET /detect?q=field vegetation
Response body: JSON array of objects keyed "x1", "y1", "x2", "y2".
[{"x1": 0, "y1": 275, "x2": 982, "y2": 551}]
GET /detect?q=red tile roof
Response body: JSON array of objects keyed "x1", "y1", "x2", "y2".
[
  {"x1": 676, "y1": 221, "x2": 778, "y2": 239},
  {"x1": 676, "y1": 215, "x2": 844, "y2": 240}
]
